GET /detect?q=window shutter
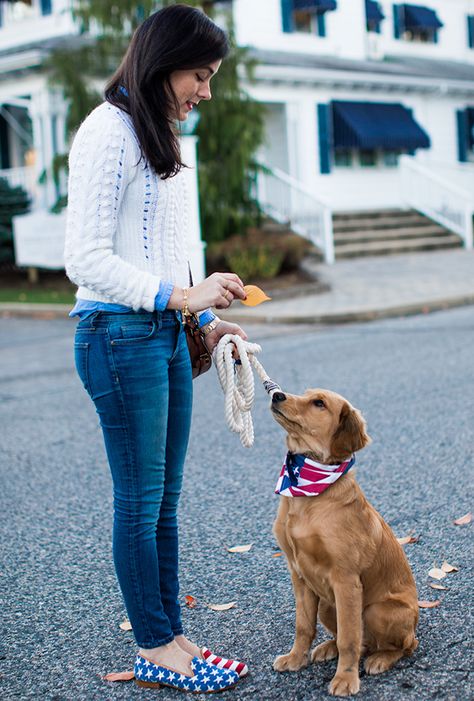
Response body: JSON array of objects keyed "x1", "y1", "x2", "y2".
[
  {"x1": 393, "y1": 4, "x2": 401, "y2": 39},
  {"x1": 40, "y1": 0, "x2": 53, "y2": 16},
  {"x1": 468, "y1": 16, "x2": 474, "y2": 49},
  {"x1": 456, "y1": 110, "x2": 469, "y2": 163},
  {"x1": 281, "y1": 0, "x2": 294, "y2": 33},
  {"x1": 318, "y1": 104, "x2": 332, "y2": 174},
  {"x1": 316, "y1": 12, "x2": 326, "y2": 37}
]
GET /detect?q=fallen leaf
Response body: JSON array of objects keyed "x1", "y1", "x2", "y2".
[
  {"x1": 272, "y1": 552, "x2": 283, "y2": 558},
  {"x1": 396, "y1": 535, "x2": 419, "y2": 545},
  {"x1": 418, "y1": 600, "x2": 441, "y2": 609},
  {"x1": 103, "y1": 670, "x2": 135, "y2": 682},
  {"x1": 453, "y1": 512, "x2": 472, "y2": 526},
  {"x1": 429, "y1": 582, "x2": 449, "y2": 591},
  {"x1": 428, "y1": 567, "x2": 446, "y2": 580},
  {"x1": 441, "y1": 561, "x2": 459, "y2": 573},
  {"x1": 241, "y1": 285, "x2": 271, "y2": 307},
  {"x1": 227, "y1": 544, "x2": 253, "y2": 553},
  {"x1": 185, "y1": 595, "x2": 197, "y2": 609},
  {"x1": 119, "y1": 619, "x2": 132, "y2": 631},
  {"x1": 206, "y1": 601, "x2": 236, "y2": 611}
]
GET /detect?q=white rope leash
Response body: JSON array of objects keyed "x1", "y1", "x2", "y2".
[{"x1": 213, "y1": 334, "x2": 282, "y2": 448}]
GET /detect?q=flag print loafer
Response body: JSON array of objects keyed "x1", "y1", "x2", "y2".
[
  {"x1": 201, "y1": 646, "x2": 249, "y2": 678},
  {"x1": 134, "y1": 654, "x2": 240, "y2": 692}
]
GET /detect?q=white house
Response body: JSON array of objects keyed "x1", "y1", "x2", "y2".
[
  {"x1": 1, "y1": 0, "x2": 473, "y2": 267},
  {"x1": 233, "y1": 0, "x2": 474, "y2": 259}
]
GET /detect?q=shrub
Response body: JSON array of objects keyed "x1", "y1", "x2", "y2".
[
  {"x1": 227, "y1": 244, "x2": 283, "y2": 280},
  {"x1": 206, "y1": 227, "x2": 312, "y2": 280}
]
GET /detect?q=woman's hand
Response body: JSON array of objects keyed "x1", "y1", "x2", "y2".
[
  {"x1": 204, "y1": 321, "x2": 248, "y2": 353},
  {"x1": 187, "y1": 272, "x2": 246, "y2": 312}
]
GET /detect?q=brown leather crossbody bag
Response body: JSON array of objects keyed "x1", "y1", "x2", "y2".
[{"x1": 183, "y1": 267, "x2": 212, "y2": 379}]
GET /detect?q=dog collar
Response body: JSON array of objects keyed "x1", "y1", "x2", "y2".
[{"x1": 275, "y1": 452, "x2": 355, "y2": 498}]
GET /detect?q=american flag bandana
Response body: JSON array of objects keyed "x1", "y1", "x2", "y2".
[{"x1": 275, "y1": 452, "x2": 355, "y2": 497}]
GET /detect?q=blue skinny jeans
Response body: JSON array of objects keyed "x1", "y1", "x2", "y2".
[{"x1": 74, "y1": 309, "x2": 193, "y2": 648}]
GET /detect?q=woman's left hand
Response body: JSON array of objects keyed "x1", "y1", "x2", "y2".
[{"x1": 204, "y1": 321, "x2": 247, "y2": 353}]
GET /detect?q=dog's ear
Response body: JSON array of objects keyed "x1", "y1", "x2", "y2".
[{"x1": 330, "y1": 402, "x2": 371, "y2": 461}]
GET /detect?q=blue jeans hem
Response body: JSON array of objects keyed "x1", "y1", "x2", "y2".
[{"x1": 138, "y1": 632, "x2": 175, "y2": 649}]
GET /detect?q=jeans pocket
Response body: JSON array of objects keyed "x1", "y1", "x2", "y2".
[
  {"x1": 109, "y1": 319, "x2": 159, "y2": 345},
  {"x1": 74, "y1": 342, "x2": 91, "y2": 394}
]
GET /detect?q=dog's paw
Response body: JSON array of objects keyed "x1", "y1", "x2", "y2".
[
  {"x1": 364, "y1": 650, "x2": 402, "y2": 675},
  {"x1": 273, "y1": 652, "x2": 309, "y2": 672},
  {"x1": 312, "y1": 640, "x2": 338, "y2": 662},
  {"x1": 329, "y1": 672, "x2": 360, "y2": 697}
]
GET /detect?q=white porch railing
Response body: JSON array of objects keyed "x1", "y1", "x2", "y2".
[
  {"x1": 0, "y1": 165, "x2": 37, "y2": 205},
  {"x1": 256, "y1": 164, "x2": 334, "y2": 264},
  {"x1": 400, "y1": 156, "x2": 473, "y2": 249}
]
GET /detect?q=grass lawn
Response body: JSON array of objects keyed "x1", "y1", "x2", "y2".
[
  {"x1": 0, "y1": 288, "x2": 76, "y2": 304},
  {"x1": 0, "y1": 269, "x2": 76, "y2": 304}
]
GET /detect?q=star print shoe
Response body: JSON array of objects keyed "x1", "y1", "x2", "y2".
[
  {"x1": 134, "y1": 654, "x2": 240, "y2": 692},
  {"x1": 201, "y1": 647, "x2": 249, "y2": 678}
]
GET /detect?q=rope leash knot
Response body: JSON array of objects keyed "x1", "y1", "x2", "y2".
[{"x1": 213, "y1": 334, "x2": 281, "y2": 448}]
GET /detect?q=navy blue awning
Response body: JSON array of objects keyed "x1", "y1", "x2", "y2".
[
  {"x1": 365, "y1": 0, "x2": 385, "y2": 23},
  {"x1": 293, "y1": 0, "x2": 337, "y2": 13},
  {"x1": 401, "y1": 4, "x2": 443, "y2": 30},
  {"x1": 332, "y1": 101, "x2": 431, "y2": 151}
]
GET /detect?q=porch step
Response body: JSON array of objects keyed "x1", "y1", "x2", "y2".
[
  {"x1": 332, "y1": 208, "x2": 463, "y2": 260},
  {"x1": 333, "y1": 214, "x2": 431, "y2": 233},
  {"x1": 334, "y1": 224, "x2": 449, "y2": 245},
  {"x1": 333, "y1": 208, "x2": 410, "y2": 221},
  {"x1": 336, "y1": 234, "x2": 463, "y2": 259}
]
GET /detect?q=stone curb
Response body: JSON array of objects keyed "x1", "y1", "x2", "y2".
[
  {"x1": 1, "y1": 295, "x2": 474, "y2": 324},
  {"x1": 218, "y1": 294, "x2": 474, "y2": 325}
]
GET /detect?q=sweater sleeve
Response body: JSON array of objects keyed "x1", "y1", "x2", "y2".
[{"x1": 64, "y1": 108, "x2": 164, "y2": 311}]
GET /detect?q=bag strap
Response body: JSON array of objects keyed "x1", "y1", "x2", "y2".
[{"x1": 188, "y1": 262, "x2": 194, "y2": 288}]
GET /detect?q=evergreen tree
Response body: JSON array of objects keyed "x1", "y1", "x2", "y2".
[{"x1": 46, "y1": 0, "x2": 265, "y2": 242}]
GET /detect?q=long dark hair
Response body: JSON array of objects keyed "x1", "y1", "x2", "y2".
[{"x1": 105, "y1": 4, "x2": 229, "y2": 179}]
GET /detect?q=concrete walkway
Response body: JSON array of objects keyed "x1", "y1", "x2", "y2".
[
  {"x1": 1, "y1": 248, "x2": 473, "y2": 324},
  {"x1": 221, "y1": 248, "x2": 474, "y2": 324}
]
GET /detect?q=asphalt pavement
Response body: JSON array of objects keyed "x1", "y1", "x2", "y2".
[{"x1": 0, "y1": 308, "x2": 473, "y2": 700}]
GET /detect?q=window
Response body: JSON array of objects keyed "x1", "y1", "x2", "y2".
[
  {"x1": 382, "y1": 151, "x2": 400, "y2": 167},
  {"x1": 334, "y1": 150, "x2": 353, "y2": 167},
  {"x1": 333, "y1": 149, "x2": 403, "y2": 169},
  {"x1": 281, "y1": 1, "x2": 336, "y2": 37},
  {"x1": 393, "y1": 4, "x2": 443, "y2": 44},
  {"x1": 293, "y1": 9, "x2": 326, "y2": 36},
  {"x1": 294, "y1": 9, "x2": 312, "y2": 32},
  {"x1": 402, "y1": 28, "x2": 437, "y2": 43},
  {"x1": 359, "y1": 150, "x2": 377, "y2": 167}
]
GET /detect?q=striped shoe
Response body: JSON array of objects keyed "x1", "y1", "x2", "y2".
[{"x1": 201, "y1": 647, "x2": 249, "y2": 678}]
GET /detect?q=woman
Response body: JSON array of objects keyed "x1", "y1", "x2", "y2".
[{"x1": 65, "y1": 4, "x2": 248, "y2": 693}]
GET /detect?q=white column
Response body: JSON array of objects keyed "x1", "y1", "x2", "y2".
[
  {"x1": 29, "y1": 88, "x2": 67, "y2": 210},
  {"x1": 180, "y1": 135, "x2": 206, "y2": 282},
  {"x1": 286, "y1": 98, "x2": 320, "y2": 189}
]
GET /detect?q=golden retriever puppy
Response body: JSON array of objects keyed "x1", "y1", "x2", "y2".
[{"x1": 271, "y1": 389, "x2": 418, "y2": 697}]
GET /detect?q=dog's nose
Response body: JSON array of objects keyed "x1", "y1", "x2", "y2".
[{"x1": 272, "y1": 392, "x2": 287, "y2": 403}]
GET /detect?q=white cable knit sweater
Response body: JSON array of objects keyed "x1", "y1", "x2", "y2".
[{"x1": 64, "y1": 102, "x2": 189, "y2": 311}]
